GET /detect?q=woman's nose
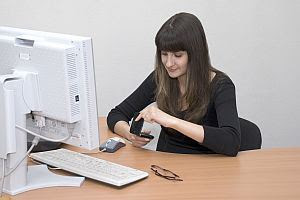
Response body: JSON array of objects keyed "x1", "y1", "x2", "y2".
[{"x1": 165, "y1": 55, "x2": 174, "y2": 67}]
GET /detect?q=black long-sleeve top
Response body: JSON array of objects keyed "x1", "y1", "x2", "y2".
[{"x1": 107, "y1": 71, "x2": 241, "y2": 156}]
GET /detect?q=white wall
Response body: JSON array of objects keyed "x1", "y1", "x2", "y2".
[{"x1": 0, "y1": 0, "x2": 299, "y2": 148}]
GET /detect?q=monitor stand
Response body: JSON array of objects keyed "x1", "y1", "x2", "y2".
[
  {"x1": 0, "y1": 71, "x2": 84, "y2": 195},
  {"x1": 5, "y1": 165, "x2": 85, "y2": 195}
]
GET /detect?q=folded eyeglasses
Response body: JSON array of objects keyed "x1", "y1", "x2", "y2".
[{"x1": 150, "y1": 165, "x2": 183, "y2": 181}]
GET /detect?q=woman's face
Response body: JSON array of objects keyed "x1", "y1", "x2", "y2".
[{"x1": 161, "y1": 51, "x2": 188, "y2": 79}]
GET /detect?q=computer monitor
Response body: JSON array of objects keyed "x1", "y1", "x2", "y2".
[{"x1": 0, "y1": 26, "x2": 100, "y2": 195}]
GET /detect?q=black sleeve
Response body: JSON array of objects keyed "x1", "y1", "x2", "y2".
[
  {"x1": 202, "y1": 78, "x2": 241, "y2": 156},
  {"x1": 107, "y1": 72, "x2": 156, "y2": 132}
]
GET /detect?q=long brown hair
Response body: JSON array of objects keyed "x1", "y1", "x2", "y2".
[{"x1": 154, "y1": 12, "x2": 217, "y2": 123}]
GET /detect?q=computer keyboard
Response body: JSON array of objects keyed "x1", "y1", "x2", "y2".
[{"x1": 29, "y1": 148, "x2": 148, "y2": 186}]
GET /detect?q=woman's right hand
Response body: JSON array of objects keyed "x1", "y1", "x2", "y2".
[
  {"x1": 114, "y1": 120, "x2": 151, "y2": 148},
  {"x1": 125, "y1": 130, "x2": 152, "y2": 148}
]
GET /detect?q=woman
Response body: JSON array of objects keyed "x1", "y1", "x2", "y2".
[{"x1": 107, "y1": 12, "x2": 241, "y2": 156}]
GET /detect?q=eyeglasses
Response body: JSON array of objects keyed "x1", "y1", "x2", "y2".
[{"x1": 150, "y1": 165, "x2": 183, "y2": 181}]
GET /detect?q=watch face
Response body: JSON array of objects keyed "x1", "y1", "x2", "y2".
[{"x1": 130, "y1": 112, "x2": 144, "y2": 135}]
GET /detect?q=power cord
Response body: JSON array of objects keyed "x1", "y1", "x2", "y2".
[
  {"x1": 0, "y1": 137, "x2": 39, "y2": 198},
  {"x1": 6, "y1": 122, "x2": 71, "y2": 174},
  {"x1": 4, "y1": 136, "x2": 40, "y2": 177},
  {"x1": 0, "y1": 123, "x2": 41, "y2": 197},
  {"x1": 17, "y1": 114, "x2": 71, "y2": 143},
  {"x1": 1, "y1": 116, "x2": 72, "y2": 195},
  {"x1": 15, "y1": 125, "x2": 71, "y2": 143},
  {"x1": 4, "y1": 124, "x2": 72, "y2": 177}
]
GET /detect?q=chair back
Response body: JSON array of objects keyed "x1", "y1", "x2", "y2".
[{"x1": 239, "y1": 118, "x2": 262, "y2": 151}]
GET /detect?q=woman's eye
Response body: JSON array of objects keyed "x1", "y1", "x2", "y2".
[{"x1": 175, "y1": 54, "x2": 182, "y2": 58}]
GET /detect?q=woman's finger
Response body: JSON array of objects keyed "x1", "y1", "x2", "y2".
[
  {"x1": 142, "y1": 130, "x2": 151, "y2": 134},
  {"x1": 135, "y1": 113, "x2": 142, "y2": 121},
  {"x1": 132, "y1": 140, "x2": 149, "y2": 147},
  {"x1": 129, "y1": 133, "x2": 149, "y2": 142}
]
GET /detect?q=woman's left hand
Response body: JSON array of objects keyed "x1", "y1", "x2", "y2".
[{"x1": 135, "y1": 104, "x2": 175, "y2": 128}]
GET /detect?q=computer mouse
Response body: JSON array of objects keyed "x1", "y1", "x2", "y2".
[{"x1": 99, "y1": 137, "x2": 126, "y2": 153}]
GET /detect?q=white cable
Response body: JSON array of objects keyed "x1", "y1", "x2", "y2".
[
  {"x1": 0, "y1": 127, "x2": 46, "y2": 195},
  {"x1": 3, "y1": 120, "x2": 71, "y2": 187},
  {"x1": 4, "y1": 125, "x2": 71, "y2": 177},
  {"x1": 4, "y1": 137, "x2": 38, "y2": 177},
  {"x1": 0, "y1": 159, "x2": 5, "y2": 197},
  {"x1": 15, "y1": 125, "x2": 71, "y2": 142}
]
